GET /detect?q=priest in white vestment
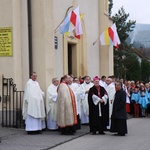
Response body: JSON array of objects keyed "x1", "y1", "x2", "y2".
[
  {"x1": 22, "y1": 72, "x2": 46, "y2": 134},
  {"x1": 80, "y1": 76, "x2": 93, "y2": 124},
  {"x1": 46, "y1": 78, "x2": 59, "y2": 130},
  {"x1": 99, "y1": 75, "x2": 107, "y2": 88},
  {"x1": 56, "y1": 75, "x2": 77, "y2": 135},
  {"x1": 68, "y1": 76, "x2": 81, "y2": 129},
  {"x1": 105, "y1": 78, "x2": 116, "y2": 129}
]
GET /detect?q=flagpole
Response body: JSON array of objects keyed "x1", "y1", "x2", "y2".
[
  {"x1": 54, "y1": 6, "x2": 73, "y2": 33},
  {"x1": 93, "y1": 37, "x2": 99, "y2": 45}
]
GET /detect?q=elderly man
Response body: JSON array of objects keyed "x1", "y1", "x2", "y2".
[
  {"x1": 56, "y1": 75, "x2": 77, "y2": 135},
  {"x1": 46, "y1": 77, "x2": 60, "y2": 130},
  {"x1": 105, "y1": 78, "x2": 116, "y2": 129},
  {"x1": 88, "y1": 76, "x2": 109, "y2": 135},
  {"x1": 80, "y1": 76, "x2": 94, "y2": 124},
  {"x1": 22, "y1": 72, "x2": 46, "y2": 134},
  {"x1": 110, "y1": 81, "x2": 128, "y2": 136}
]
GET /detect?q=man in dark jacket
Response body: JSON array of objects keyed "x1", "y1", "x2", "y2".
[
  {"x1": 88, "y1": 76, "x2": 109, "y2": 135},
  {"x1": 110, "y1": 81, "x2": 128, "y2": 136}
]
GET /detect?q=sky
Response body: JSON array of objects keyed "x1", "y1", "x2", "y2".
[{"x1": 112, "y1": 0, "x2": 150, "y2": 24}]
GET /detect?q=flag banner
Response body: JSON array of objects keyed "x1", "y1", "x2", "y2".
[
  {"x1": 99, "y1": 23, "x2": 121, "y2": 47},
  {"x1": 73, "y1": 6, "x2": 83, "y2": 36},
  {"x1": 59, "y1": 6, "x2": 83, "y2": 39},
  {"x1": 111, "y1": 23, "x2": 121, "y2": 47},
  {"x1": 59, "y1": 12, "x2": 71, "y2": 34}
]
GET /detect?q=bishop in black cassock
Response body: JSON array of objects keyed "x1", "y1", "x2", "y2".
[{"x1": 88, "y1": 76, "x2": 109, "y2": 135}]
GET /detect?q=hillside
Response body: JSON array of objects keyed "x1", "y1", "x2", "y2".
[{"x1": 129, "y1": 23, "x2": 150, "y2": 48}]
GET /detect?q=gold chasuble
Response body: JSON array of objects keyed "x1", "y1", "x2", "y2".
[
  {"x1": 56, "y1": 82, "x2": 77, "y2": 128},
  {"x1": 68, "y1": 85, "x2": 78, "y2": 125}
]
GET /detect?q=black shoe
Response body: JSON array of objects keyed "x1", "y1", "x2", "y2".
[
  {"x1": 114, "y1": 133, "x2": 119, "y2": 136},
  {"x1": 119, "y1": 134, "x2": 125, "y2": 136},
  {"x1": 61, "y1": 131, "x2": 74, "y2": 135},
  {"x1": 92, "y1": 132, "x2": 96, "y2": 135},
  {"x1": 61, "y1": 132, "x2": 67, "y2": 135},
  {"x1": 69, "y1": 131, "x2": 75, "y2": 135},
  {"x1": 36, "y1": 130, "x2": 42, "y2": 134},
  {"x1": 114, "y1": 133, "x2": 125, "y2": 136},
  {"x1": 99, "y1": 131, "x2": 105, "y2": 135},
  {"x1": 27, "y1": 131, "x2": 37, "y2": 135}
]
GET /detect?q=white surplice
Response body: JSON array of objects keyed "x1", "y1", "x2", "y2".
[
  {"x1": 22, "y1": 79, "x2": 46, "y2": 131},
  {"x1": 105, "y1": 84, "x2": 116, "y2": 129},
  {"x1": 46, "y1": 84, "x2": 58, "y2": 130},
  {"x1": 68, "y1": 83, "x2": 81, "y2": 118},
  {"x1": 80, "y1": 82, "x2": 94, "y2": 124}
]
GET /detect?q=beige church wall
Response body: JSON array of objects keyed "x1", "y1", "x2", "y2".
[
  {"x1": 0, "y1": 0, "x2": 14, "y2": 111},
  {"x1": 53, "y1": 0, "x2": 100, "y2": 78},
  {"x1": 53, "y1": 0, "x2": 73, "y2": 79},
  {"x1": 0, "y1": 0, "x2": 29, "y2": 91},
  {"x1": 31, "y1": 0, "x2": 55, "y2": 92},
  {"x1": 0, "y1": 0, "x2": 23, "y2": 86},
  {"x1": 0, "y1": 0, "x2": 14, "y2": 79},
  {"x1": 0, "y1": 0, "x2": 24, "y2": 110},
  {"x1": 99, "y1": 0, "x2": 114, "y2": 77},
  {"x1": 12, "y1": 0, "x2": 23, "y2": 90},
  {"x1": 78, "y1": 0, "x2": 100, "y2": 78},
  {"x1": 21, "y1": 0, "x2": 30, "y2": 89}
]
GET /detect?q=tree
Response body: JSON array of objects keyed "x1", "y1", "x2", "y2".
[
  {"x1": 141, "y1": 59, "x2": 150, "y2": 83},
  {"x1": 108, "y1": 0, "x2": 113, "y2": 16},
  {"x1": 112, "y1": 7, "x2": 136, "y2": 47},
  {"x1": 124, "y1": 52, "x2": 141, "y2": 81},
  {"x1": 114, "y1": 48, "x2": 141, "y2": 81},
  {"x1": 112, "y1": 7, "x2": 139, "y2": 80}
]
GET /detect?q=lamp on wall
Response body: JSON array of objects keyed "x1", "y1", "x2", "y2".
[{"x1": 54, "y1": 36, "x2": 58, "y2": 49}]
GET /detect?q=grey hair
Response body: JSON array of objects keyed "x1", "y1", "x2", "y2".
[
  {"x1": 116, "y1": 81, "x2": 123, "y2": 88},
  {"x1": 52, "y1": 77, "x2": 59, "y2": 83}
]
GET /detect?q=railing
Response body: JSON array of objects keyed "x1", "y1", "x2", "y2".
[{"x1": 1, "y1": 75, "x2": 24, "y2": 128}]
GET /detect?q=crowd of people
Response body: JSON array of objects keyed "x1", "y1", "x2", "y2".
[{"x1": 22, "y1": 72, "x2": 150, "y2": 136}]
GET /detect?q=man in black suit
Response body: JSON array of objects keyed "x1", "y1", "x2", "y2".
[{"x1": 110, "y1": 81, "x2": 128, "y2": 136}]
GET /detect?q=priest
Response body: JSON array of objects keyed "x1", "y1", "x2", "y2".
[
  {"x1": 68, "y1": 76, "x2": 81, "y2": 130},
  {"x1": 22, "y1": 72, "x2": 46, "y2": 134},
  {"x1": 80, "y1": 76, "x2": 93, "y2": 124},
  {"x1": 46, "y1": 77, "x2": 59, "y2": 130},
  {"x1": 105, "y1": 78, "x2": 116, "y2": 129},
  {"x1": 56, "y1": 75, "x2": 77, "y2": 135},
  {"x1": 88, "y1": 76, "x2": 109, "y2": 135}
]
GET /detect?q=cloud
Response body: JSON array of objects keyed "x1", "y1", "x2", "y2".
[{"x1": 112, "y1": 0, "x2": 150, "y2": 24}]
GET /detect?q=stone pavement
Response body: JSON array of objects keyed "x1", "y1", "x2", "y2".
[
  {"x1": 0, "y1": 125, "x2": 89, "y2": 150},
  {"x1": 0, "y1": 114, "x2": 133, "y2": 150}
]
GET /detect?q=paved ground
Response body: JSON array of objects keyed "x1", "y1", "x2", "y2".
[
  {"x1": 0, "y1": 114, "x2": 136, "y2": 150},
  {"x1": 0, "y1": 124, "x2": 89, "y2": 150},
  {"x1": 50, "y1": 118, "x2": 150, "y2": 150}
]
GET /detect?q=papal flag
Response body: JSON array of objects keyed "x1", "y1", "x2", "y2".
[{"x1": 100, "y1": 23, "x2": 121, "y2": 48}]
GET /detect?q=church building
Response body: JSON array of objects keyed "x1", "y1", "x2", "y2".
[{"x1": 0, "y1": 0, "x2": 114, "y2": 109}]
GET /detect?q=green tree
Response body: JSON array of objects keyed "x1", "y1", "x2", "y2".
[
  {"x1": 112, "y1": 7, "x2": 136, "y2": 47},
  {"x1": 124, "y1": 52, "x2": 141, "y2": 81},
  {"x1": 141, "y1": 59, "x2": 150, "y2": 83},
  {"x1": 112, "y1": 7, "x2": 139, "y2": 80},
  {"x1": 108, "y1": 0, "x2": 113, "y2": 16},
  {"x1": 114, "y1": 48, "x2": 141, "y2": 81}
]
